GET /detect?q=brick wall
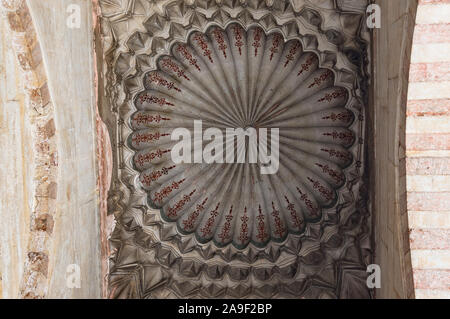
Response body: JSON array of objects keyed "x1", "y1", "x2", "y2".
[{"x1": 407, "y1": 0, "x2": 450, "y2": 299}]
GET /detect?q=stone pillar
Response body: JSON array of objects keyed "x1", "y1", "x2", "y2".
[{"x1": 371, "y1": 0, "x2": 417, "y2": 299}]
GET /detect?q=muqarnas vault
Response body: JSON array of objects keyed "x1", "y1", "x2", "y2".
[{"x1": 100, "y1": 0, "x2": 372, "y2": 299}]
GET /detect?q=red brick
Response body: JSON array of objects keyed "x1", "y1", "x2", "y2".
[
  {"x1": 425, "y1": 62, "x2": 450, "y2": 81},
  {"x1": 407, "y1": 192, "x2": 450, "y2": 211},
  {"x1": 413, "y1": 24, "x2": 450, "y2": 44},
  {"x1": 413, "y1": 269, "x2": 450, "y2": 289},
  {"x1": 409, "y1": 229, "x2": 450, "y2": 249},
  {"x1": 419, "y1": 0, "x2": 450, "y2": 4},
  {"x1": 407, "y1": 157, "x2": 450, "y2": 175},
  {"x1": 408, "y1": 0, "x2": 450, "y2": 298},
  {"x1": 406, "y1": 133, "x2": 450, "y2": 150},
  {"x1": 407, "y1": 99, "x2": 450, "y2": 117},
  {"x1": 409, "y1": 63, "x2": 427, "y2": 82},
  {"x1": 409, "y1": 62, "x2": 450, "y2": 82}
]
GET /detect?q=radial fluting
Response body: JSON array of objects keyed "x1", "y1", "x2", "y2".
[{"x1": 130, "y1": 23, "x2": 354, "y2": 249}]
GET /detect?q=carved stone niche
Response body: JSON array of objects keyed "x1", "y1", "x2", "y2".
[{"x1": 99, "y1": 0, "x2": 371, "y2": 299}]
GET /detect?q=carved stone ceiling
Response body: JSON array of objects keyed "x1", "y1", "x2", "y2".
[{"x1": 99, "y1": 0, "x2": 372, "y2": 299}]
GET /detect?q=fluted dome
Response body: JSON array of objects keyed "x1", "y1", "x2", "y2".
[{"x1": 130, "y1": 23, "x2": 355, "y2": 249}]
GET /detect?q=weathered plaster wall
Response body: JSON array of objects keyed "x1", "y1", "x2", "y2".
[
  {"x1": 1, "y1": 0, "x2": 106, "y2": 298},
  {"x1": 372, "y1": 0, "x2": 417, "y2": 299},
  {"x1": 407, "y1": 0, "x2": 450, "y2": 299},
  {"x1": 0, "y1": 0, "x2": 58, "y2": 298},
  {"x1": 0, "y1": 12, "x2": 32, "y2": 299}
]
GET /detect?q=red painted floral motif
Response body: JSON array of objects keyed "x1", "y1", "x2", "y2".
[
  {"x1": 320, "y1": 148, "x2": 352, "y2": 161},
  {"x1": 323, "y1": 130, "x2": 354, "y2": 144},
  {"x1": 138, "y1": 94, "x2": 174, "y2": 106},
  {"x1": 176, "y1": 45, "x2": 201, "y2": 71},
  {"x1": 284, "y1": 196, "x2": 304, "y2": 230},
  {"x1": 238, "y1": 207, "x2": 249, "y2": 244},
  {"x1": 252, "y1": 28, "x2": 262, "y2": 57},
  {"x1": 318, "y1": 88, "x2": 347, "y2": 102},
  {"x1": 141, "y1": 165, "x2": 176, "y2": 186},
  {"x1": 161, "y1": 58, "x2": 190, "y2": 81},
  {"x1": 135, "y1": 149, "x2": 170, "y2": 166},
  {"x1": 218, "y1": 206, "x2": 233, "y2": 243},
  {"x1": 269, "y1": 34, "x2": 282, "y2": 61},
  {"x1": 133, "y1": 113, "x2": 170, "y2": 125},
  {"x1": 315, "y1": 163, "x2": 344, "y2": 184},
  {"x1": 256, "y1": 205, "x2": 268, "y2": 242},
  {"x1": 193, "y1": 33, "x2": 213, "y2": 64},
  {"x1": 182, "y1": 197, "x2": 208, "y2": 231},
  {"x1": 296, "y1": 187, "x2": 319, "y2": 217},
  {"x1": 271, "y1": 202, "x2": 286, "y2": 238},
  {"x1": 147, "y1": 72, "x2": 181, "y2": 92},
  {"x1": 321, "y1": 110, "x2": 352, "y2": 123},
  {"x1": 132, "y1": 131, "x2": 170, "y2": 146},
  {"x1": 200, "y1": 203, "x2": 220, "y2": 237},
  {"x1": 167, "y1": 189, "x2": 196, "y2": 218},
  {"x1": 297, "y1": 54, "x2": 316, "y2": 76},
  {"x1": 153, "y1": 178, "x2": 186, "y2": 204},
  {"x1": 212, "y1": 29, "x2": 227, "y2": 58},
  {"x1": 308, "y1": 70, "x2": 333, "y2": 88},
  {"x1": 307, "y1": 177, "x2": 334, "y2": 201},
  {"x1": 232, "y1": 25, "x2": 244, "y2": 55},
  {"x1": 284, "y1": 41, "x2": 301, "y2": 67}
]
